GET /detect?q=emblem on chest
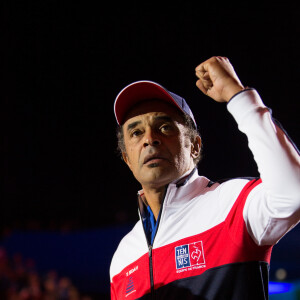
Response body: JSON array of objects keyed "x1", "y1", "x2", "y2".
[{"x1": 175, "y1": 241, "x2": 206, "y2": 273}]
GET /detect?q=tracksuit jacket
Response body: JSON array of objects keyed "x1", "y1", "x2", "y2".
[{"x1": 110, "y1": 89, "x2": 300, "y2": 300}]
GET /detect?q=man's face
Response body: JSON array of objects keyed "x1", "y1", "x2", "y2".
[{"x1": 121, "y1": 99, "x2": 200, "y2": 190}]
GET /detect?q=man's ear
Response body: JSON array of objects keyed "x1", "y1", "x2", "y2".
[
  {"x1": 191, "y1": 135, "x2": 201, "y2": 159},
  {"x1": 122, "y1": 152, "x2": 132, "y2": 170}
]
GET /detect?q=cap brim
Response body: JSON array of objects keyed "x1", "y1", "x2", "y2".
[{"x1": 114, "y1": 80, "x2": 182, "y2": 125}]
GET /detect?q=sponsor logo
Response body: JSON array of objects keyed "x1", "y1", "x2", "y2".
[
  {"x1": 126, "y1": 265, "x2": 138, "y2": 277},
  {"x1": 124, "y1": 265, "x2": 138, "y2": 297},
  {"x1": 175, "y1": 241, "x2": 206, "y2": 273},
  {"x1": 125, "y1": 276, "x2": 136, "y2": 297}
]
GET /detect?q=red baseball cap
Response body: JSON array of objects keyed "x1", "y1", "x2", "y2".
[{"x1": 114, "y1": 80, "x2": 196, "y2": 127}]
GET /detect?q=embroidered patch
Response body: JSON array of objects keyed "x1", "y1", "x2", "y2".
[
  {"x1": 175, "y1": 241, "x2": 205, "y2": 270},
  {"x1": 125, "y1": 276, "x2": 136, "y2": 297}
]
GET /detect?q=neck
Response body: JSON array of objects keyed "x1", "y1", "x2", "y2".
[{"x1": 142, "y1": 185, "x2": 166, "y2": 220}]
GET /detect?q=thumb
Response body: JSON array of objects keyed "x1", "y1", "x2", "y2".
[{"x1": 196, "y1": 78, "x2": 208, "y2": 95}]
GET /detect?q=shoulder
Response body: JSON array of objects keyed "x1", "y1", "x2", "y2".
[
  {"x1": 208, "y1": 177, "x2": 256, "y2": 191},
  {"x1": 207, "y1": 177, "x2": 258, "y2": 207}
]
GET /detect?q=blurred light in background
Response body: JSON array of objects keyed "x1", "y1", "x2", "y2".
[
  {"x1": 269, "y1": 281, "x2": 300, "y2": 300},
  {"x1": 269, "y1": 281, "x2": 292, "y2": 294}
]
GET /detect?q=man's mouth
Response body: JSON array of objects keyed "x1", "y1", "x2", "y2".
[{"x1": 143, "y1": 154, "x2": 166, "y2": 165}]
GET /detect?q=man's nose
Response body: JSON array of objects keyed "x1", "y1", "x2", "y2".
[{"x1": 143, "y1": 129, "x2": 161, "y2": 147}]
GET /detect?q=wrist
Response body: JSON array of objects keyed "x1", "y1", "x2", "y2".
[{"x1": 224, "y1": 84, "x2": 245, "y2": 102}]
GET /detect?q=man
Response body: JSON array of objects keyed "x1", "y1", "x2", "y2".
[{"x1": 110, "y1": 56, "x2": 300, "y2": 299}]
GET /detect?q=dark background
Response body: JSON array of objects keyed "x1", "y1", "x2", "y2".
[
  {"x1": 3, "y1": 1, "x2": 300, "y2": 230},
  {"x1": 3, "y1": 1, "x2": 299, "y2": 231},
  {"x1": 2, "y1": 1, "x2": 300, "y2": 298}
]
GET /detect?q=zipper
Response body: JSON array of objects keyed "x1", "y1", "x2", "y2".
[
  {"x1": 138, "y1": 186, "x2": 169, "y2": 299},
  {"x1": 148, "y1": 244, "x2": 154, "y2": 298}
]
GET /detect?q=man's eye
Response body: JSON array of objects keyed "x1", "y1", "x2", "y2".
[
  {"x1": 131, "y1": 130, "x2": 142, "y2": 137},
  {"x1": 160, "y1": 124, "x2": 171, "y2": 132}
]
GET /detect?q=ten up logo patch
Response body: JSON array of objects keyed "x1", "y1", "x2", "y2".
[{"x1": 175, "y1": 241, "x2": 205, "y2": 269}]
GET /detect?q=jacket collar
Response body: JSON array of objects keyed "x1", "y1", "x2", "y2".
[
  {"x1": 137, "y1": 167, "x2": 201, "y2": 211},
  {"x1": 174, "y1": 167, "x2": 197, "y2": 187}
]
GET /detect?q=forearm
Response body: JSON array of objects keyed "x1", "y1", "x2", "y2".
[{"x1": 227, "y1": 89, "x2": 300, "y2": 244}]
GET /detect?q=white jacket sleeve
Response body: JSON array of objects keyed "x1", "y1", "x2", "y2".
[{"x1": 227, "y1": 89, "x2": 300, "y2": 246}]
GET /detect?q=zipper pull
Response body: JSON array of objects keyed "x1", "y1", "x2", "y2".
[{"x1": 148, "y1": 245, "x2": 152, "y2": 254}]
